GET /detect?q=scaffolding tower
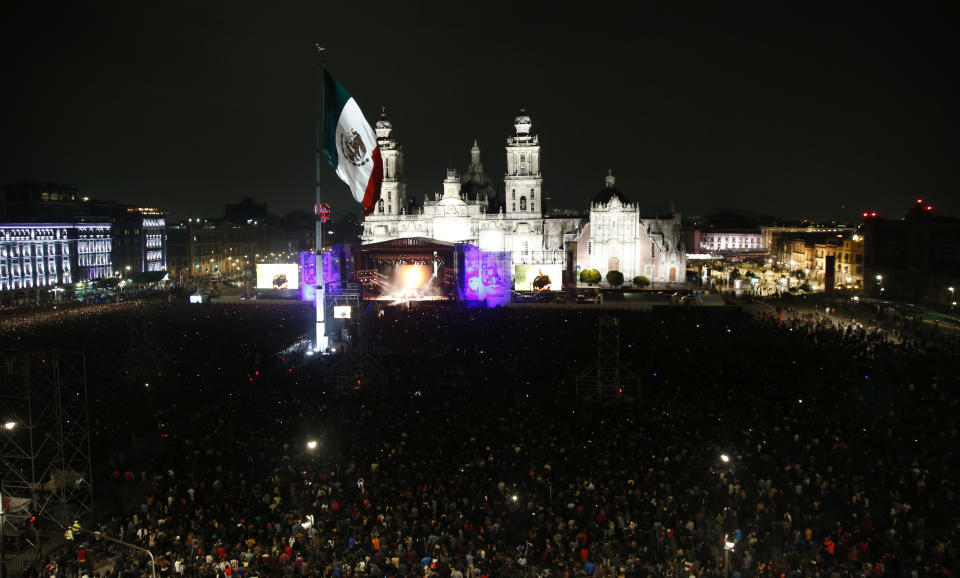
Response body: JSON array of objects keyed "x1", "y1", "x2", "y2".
[
  {"x1": 323, "y1": 282, "x2": 387, "y2": 393},
  {"x1": 0, "y1": 350, "x2": 93, "y2": 534},
  {"x1": 576, "y1": 315, "x2": 642, "y2": 401}
]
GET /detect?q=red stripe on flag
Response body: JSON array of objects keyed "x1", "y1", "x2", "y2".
[{"x1": 361, "y1": 146, "x2": 384, "y2": 216}]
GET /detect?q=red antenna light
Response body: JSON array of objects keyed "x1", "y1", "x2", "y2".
[
  {"x1": 916, "y1": 198, "x2": 924, "y2": 204},
  {"x1": 925, "y1": 205, "x2": 933, "y2": 211}
]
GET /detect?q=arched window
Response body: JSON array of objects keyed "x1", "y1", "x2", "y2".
[
  {"x1": 531, "y1": 203, "x2": 535, "y2": 212},
  {"x1": 378, "y1": 200, "x2": 385, "y2": 214},
  {"x1": 512, "y1": 190, "x2": 516, "y2": 199},
  {"x1": 530, "y1": 189, "x2": 535, "y2": 199},
  {"x1": 520, "y1": 197, "x2": 527, "y2": 211},
  {"x1": 512, "y1": 203, "x2": 516, "y2": 211}
]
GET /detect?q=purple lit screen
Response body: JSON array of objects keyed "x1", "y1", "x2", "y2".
[
  {"x1": 299, "y1": 252, "x2": 316, "y2": 301},
  {"x1": 299, "y1": 250, "x2": 343, "y2": 302},
  {"x1": 461, "y1": 246, "x2": 511, "y2": 306}
]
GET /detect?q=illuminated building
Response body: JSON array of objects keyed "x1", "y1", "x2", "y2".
[
  {"x1": 828, "y1": 234, "x2": 864, "y2": 289},
  {"x1": 2, "y1": 182, "x2": 166, "y2": 282},
  {"x1": 699, "y1": 231, "x2": 763, "y2": 252},
  {"x1": 362, "y1": 110, "x2": 687, "y2": 285},
  {"x1": 576, "y1": 173, "x2": 686, "y2": 283},
  {"x1": 113, "y1": 207, "x2": 167, "y2": 274},
  {"x1": 0, "y1": 222, "x2": 112, "y2": 291},
  {"x1": 166, "y1": 219, "x2": 261, "y2": 282}
]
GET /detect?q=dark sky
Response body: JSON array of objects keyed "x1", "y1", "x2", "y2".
[{"x1": 3, "y1": 1, "x2": 956, "y2": 223}]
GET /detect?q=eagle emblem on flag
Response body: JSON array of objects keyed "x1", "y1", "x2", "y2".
[{"x1": 340, "y1": 129, "x2": 369, "y2": 167}]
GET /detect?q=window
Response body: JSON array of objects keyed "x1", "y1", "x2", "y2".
[
  {"x1": 520, "y1": 197, "x2": 527, "y2": 211},
  {"x1": 531, "y1": 189, "x2": 535, "y2": 199},
  {"x1": 512, "y1": 190, "x2": 516, "y2": 199},
  {"x1": 512, "y1": 203, "x2": 516, "y2": 212},
  {"x1": 650, "y1": 243, "x2": 655, "y2": 258},
  {"x1": 531, "y1": 203, "x2": 535, "y2": 212},
  {"x1": 520, "y1": 154, "x2": 526, "y2": 162},
  {"x1": 378, "y1": 200, "x2": 385, "y2": 214}
]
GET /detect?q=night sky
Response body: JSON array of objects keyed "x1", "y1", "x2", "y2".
[{"x1": 3, "y1": 2, "x2": 956, "y2": 223}]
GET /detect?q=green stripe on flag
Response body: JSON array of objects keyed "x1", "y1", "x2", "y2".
[{"x1": 322, "y1": 70, "x2": 352, "y2": 168}]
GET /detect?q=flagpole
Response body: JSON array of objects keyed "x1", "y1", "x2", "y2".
[{"x1": 314, "y1": 43, "x2": 328, "y2": 353}]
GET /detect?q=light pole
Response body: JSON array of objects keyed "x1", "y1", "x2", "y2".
[{"x1": 1, "y1": 472, "x2": 6, "y2": 578}]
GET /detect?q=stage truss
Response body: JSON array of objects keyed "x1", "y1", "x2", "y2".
[{"x1": 0, "y1": 350, "x2": 93, "y2": 536}]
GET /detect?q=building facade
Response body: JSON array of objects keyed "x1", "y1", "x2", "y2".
[
  {"x1": 0, "y1": 222, "x2": 112, "y2": 291},
  {"x1": 361, "y1": 111, "x2": 686, "y2": 285}
]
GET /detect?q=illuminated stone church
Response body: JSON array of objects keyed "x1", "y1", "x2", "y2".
[{"x1": 361, "y1": 109, "x2": 686, "y2": 285}]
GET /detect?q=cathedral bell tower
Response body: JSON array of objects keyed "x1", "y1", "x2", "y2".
[
  {"x1": 504, "y1": 109, "x2": 542, "y2": 217},
  {"x1": 376, "y1": 107, "x2": 405, "y2": 215}
]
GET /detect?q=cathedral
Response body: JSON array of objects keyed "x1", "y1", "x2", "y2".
[{"x1": 361, "y1": 109, "x2": 687, "y2": 286}]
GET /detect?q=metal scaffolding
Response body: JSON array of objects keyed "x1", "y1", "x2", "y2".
[
  {"x1": 576, "y1": 315, "x2": 642, "y2": 401},
  {"x1": 0, "y1": 350, "x2": 93, "y2": 535},
  {"x1": 323, "y1": 282, "x2": 387, "y2": 393}
]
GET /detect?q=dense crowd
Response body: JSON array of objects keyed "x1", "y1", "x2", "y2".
[{"x1": 2, "y1": 295, "x2": 958, "y2": 578}]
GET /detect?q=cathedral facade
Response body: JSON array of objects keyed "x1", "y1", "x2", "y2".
[{"x1": 361, "y1": 110, "x2": 686, "y2": 286}]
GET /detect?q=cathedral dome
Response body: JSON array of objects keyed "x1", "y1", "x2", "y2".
[
  {"x1": 461, "y1": 140, "x2": 496, "y2": 201},
  {"x1": 592, "y1": 170, "x2": 632, "y2": 205}
]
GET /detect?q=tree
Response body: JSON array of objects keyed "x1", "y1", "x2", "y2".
[
  {"x1": 633, "y1": 275, "x2": 651, "y2": 289},
  {"x1": 606, "y1": 270, "x2": 624, "y2": 287},
  {"x1": 579, "y1": 269, "x2": 601, "y2": 285}
]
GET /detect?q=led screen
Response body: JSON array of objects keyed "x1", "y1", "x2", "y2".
[
  {"x1": 299, "y1": 252, "x2": 316, "y2": 301},
  {"x1": 514, "y1": 264, "x2": 563, "y2": 291},
  {"x1": 460, "y1": 246, "x2": 511, "y2": 306},
  {"x1": 256, "y1": 263, "x2": 300, "y2": 290}
]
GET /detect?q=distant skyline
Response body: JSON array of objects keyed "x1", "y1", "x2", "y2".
[{"x1": 2, "y1": 2, "x2": 956, "y2": 223}]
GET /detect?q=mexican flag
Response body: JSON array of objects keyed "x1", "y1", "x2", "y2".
[{"x1": 322, "y1": 70, "x2": 383, "y2": 216}]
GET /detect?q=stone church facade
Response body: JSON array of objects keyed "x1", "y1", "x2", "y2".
[{"x1": 361, "y1": 110, "x2": 686, "y2": 285}]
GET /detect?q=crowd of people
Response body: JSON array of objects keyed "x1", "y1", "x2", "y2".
[{"x1": 1, "y1": 293, "x2": 958, "y2": 578}]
